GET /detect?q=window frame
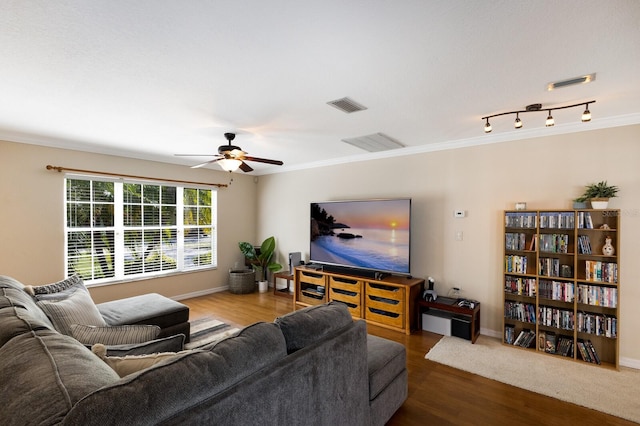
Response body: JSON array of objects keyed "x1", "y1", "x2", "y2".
[{"x1": 64, "y1": 175, "x2": 217, "y2": 285}]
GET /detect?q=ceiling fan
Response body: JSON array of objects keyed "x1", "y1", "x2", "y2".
[{"x1": 175, "y1": 132, "x2": 284, "y2": 172}]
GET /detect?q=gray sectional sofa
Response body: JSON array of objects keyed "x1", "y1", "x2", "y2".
[{"x1": 0, "y1": 275, "x2": 407, "y2": 425}]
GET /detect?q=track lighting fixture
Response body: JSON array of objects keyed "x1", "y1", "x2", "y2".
[{"x1": 481, "y1": 100, "x2": 595, "y2": 133}]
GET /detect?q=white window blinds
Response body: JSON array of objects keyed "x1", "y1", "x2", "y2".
[{"x1": 65, "y1": 177, "x2": 217, "y2": 283}]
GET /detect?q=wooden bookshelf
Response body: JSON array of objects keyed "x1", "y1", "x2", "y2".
[
  {"x1": 503, "y1": 209, "x2": 619, "y2": 369},
  {"x1": 294, "y1": 266, "x2": 423, "y2": 334}
]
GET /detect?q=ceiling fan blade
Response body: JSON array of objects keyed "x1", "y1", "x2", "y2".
[
  {"x1": 239, "y1": 161, "x2": 254, "y2": 172},
  {"x1": 242, "y1": 156, "x2": 284, "y2": 166},
  {"x1": 191, "y1": 158, "x2": 223, "y2": 169},
  {"x1": 175, "y1": 154, "x2": 217, "y2": 157}
]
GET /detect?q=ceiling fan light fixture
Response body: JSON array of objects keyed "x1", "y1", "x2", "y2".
[{"x1": 218, "y1": 158, "x2": 242, "y2": 172}]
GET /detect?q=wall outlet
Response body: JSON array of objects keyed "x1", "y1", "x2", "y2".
[{"x1": 454, "y1": 210, "x2": 466, "y2": 218}]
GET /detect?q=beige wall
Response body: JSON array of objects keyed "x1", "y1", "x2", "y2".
[
  {"x1": 256, "y1": 125, "x2": 640, "y2": 364},
  {"x1": 0, "y1": 140, "x2": 258, "y2": 302},
  {"x1": 2, "y1": 126, "x2": 639, "y2": 363}
]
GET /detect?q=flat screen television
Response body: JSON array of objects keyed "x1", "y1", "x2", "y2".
[{"x1": 309, "y1": 198, "x2": 411, "y2": 276}]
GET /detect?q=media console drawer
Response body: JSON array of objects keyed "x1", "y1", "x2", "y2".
[
  {"x1": 365, "y1": 282, "x2": 405, "y2": 328},
  {"x1": 328, "y1": 275, "x2": 363, "y2": 318}
]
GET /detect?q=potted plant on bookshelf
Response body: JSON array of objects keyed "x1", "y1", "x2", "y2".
[
  {"x1": 579, "y1": 181, "x2": 619, "y2": 209},
  {"x1": 572, "y1": 195, "x2": 589, "y2": 210},
  {"x1": 239, "y1": 236, "x2": 282, "y2": 293}
]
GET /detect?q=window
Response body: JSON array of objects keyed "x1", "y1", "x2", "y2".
[{"x1": 65, "y1": 177, "x2": 217, "y2": 284}]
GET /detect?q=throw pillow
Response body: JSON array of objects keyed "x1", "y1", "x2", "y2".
[
  {"x1": 103, "y1": 334, "x2": 185, "y2": 357},
  {"x1": 70, "y1": 324, "x2": 161, "y2": 345},
  {"x1": 92, "y1": 343, "x2": 192, "y2": 378},
  {"x1": 29, "y1": 276, "x2": 106, "y2": 336}
]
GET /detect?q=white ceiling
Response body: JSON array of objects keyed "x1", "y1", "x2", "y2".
[{"x1": 2, "y1": 1, "x2": 640, "y2": 175}]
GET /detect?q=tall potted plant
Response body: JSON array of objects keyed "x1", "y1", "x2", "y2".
[
  {"x1": 239, "y1": 236, "x2": 282, "y2": 293},
  {"x1": 579, "y1": 181, "x2": 619, "y2": 209}
]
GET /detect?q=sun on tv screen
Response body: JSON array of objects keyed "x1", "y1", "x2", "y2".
[{"x1": 309, "y1": 198, "x2": 411, "y2": 276}]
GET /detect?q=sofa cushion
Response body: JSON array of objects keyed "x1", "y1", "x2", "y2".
[
  {"x1": 367, "y1": 334, "x2": 407, "y2": 400},
  {"x1": 97, "y1": 293, "x2": 189, "y2": 330},
  {"x1": 92, "y1": 343, "x2": 191, "y2": 377},
  {"x1": 0, "y1": 287, "x2": 55, "y2": 330},
  {"x1": 0, "y1": 304, "x2": 53, "y2": 347},
  {"x1": 1, "y1": 294, "x2": 54, "y2": 334},
  {"x1": 70, "y1": 323, "x2": 161, "y2": 345},
  {"x1": 0, "y1": 275, "x2": 27, "y2": 291},
  {"x1": 275, "y1": 301, "x2": 353, "y2": 353},
  {"x1": 103, "y1": 334, "x2": 185, "y2": 356},
  {"x1": 0, "y1": 329, "x2": 119, "y2": 426},
  {"x1": 30, "y1": 275, "x2": 107, "y2": 335},
  {"x1": 63, "y1": 322, "x2": 287, "y2": 424}
]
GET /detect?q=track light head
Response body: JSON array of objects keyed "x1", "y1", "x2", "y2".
[
  {"x1": 582, "y1": 103, "x2": 592, "y2": 122},
  {"x1": 545, "y1": 110, "x2": 555, "y2": 127},
  {"x1": 514, "y1": 114, "x2": 522, "y2": 129},
  {"x1": 484, "y1": 118, "x2": 492, "y2": 133}
]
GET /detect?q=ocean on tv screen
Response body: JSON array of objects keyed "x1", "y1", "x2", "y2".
[{"x1": 311, "y1": 227, "x2": 409, "y2": 273}]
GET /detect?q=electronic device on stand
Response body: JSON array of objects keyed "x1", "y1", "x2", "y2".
[{"x1": 422, "y1": 277, "x2": 437, "y2": 301}]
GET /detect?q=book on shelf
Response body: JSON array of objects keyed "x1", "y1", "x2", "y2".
[
  {"x1": 513, "y1": 329, "x2": 536, "y2": 348},
  {"x1": 544, "y1": 333, "x2": 556, "y2": 354},
  {"x1": 556, "y1": 336, "x2": 573, "y2": 357},
  {"x1": 504, "y1": 325, "x2": 515, "y2": 345},
  {"x1": 539, "y1": 212, "x2": 575, "y2": 229},
  {"x1": 578, "y1": 212, "x2": 594, "y2": 229},
  {"x1": 577, "y1": 312, "x2": 617, "y2": 338},
  {"x1": 577, "y1": 284, "x2": 617, "y2": 308},
  {"x1": 505, "y1": 212, "x2": 537, "y2": 228},
  {"x1": 504, "y1": 276, "x2": 536, "y2": 296},
  {"x1": 577, "y1": 339, "x2": 601, "y2": 364},
  {"x1": 505, "y1": 232, "x2": 527, "y2": 251},
  {"x1": 584, "y1": 261, "x2": 618, "y2": 283},
  {"x1": 577, "y1": 235, "x2": 592, "y2": 254},
  {"x1": 585, "y1": 340, "x2": 601, "y2": 364},
  {"x1": 538, "y1": 331, "x2": 546, "y2": 351}
]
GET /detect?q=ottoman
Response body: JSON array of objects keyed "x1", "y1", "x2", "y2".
[
  {"x1": 367, "y1": 334, "x2": 408, "y2": 426},
  {"x1": 97, "y1": 293, "x2": 191, "y2": 342}
]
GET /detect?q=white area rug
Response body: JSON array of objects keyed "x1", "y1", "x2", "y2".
[
  {"x1": 426, "y1": 335, "x2": 640, "y2": 424},
  {"x1": 185, "y1": 317, "x2": 239, "y2": 350}
]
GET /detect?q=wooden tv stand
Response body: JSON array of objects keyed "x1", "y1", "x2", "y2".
[{"x1": 293, "y1": 266, "x2": 424, "y2": 334}]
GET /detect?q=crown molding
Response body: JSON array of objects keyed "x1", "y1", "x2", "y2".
[{"x1": 264, "y1": 112, "x2": 640, "y2": 175}]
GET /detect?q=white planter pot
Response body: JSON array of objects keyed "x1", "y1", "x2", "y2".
[
  {"x1": 590, "y1": 199, "x2": 609, "y2": 209},
  {"x1": 258, "y1": 280, "x2": 269, "y2": 293}
]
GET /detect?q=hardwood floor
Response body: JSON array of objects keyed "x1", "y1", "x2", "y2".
[{"x1": 182, "y1": 291, "x2": 635, "y2": 426}]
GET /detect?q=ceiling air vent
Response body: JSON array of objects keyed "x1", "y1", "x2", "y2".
[
  {"x1": 547, "y1": 73, "x2": 596, "y2": 91},
  {"x1": 327, "y1": 97, "x2": 368, "y2": 113},
  {"x1": 342, "y1": 133, "x2": 404, "y2": 152}
]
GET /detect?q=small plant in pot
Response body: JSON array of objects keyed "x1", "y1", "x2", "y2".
[
  {"x1": 239, "y1": 236, "x2": 282, "y2": 293},
  {"x1": 572, "y1": 195, "x2": 589, "y2": 210},
  {"x1": 579, "y1": 181, "x2": 619, "y2": 209}
]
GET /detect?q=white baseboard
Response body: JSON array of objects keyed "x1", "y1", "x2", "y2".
[
  {"x1": 171, "y1": 286, "x2": 228, "y2": 301},
  {"x1": 619, "y1": 357, "x2": 640, "y2": 369}
]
